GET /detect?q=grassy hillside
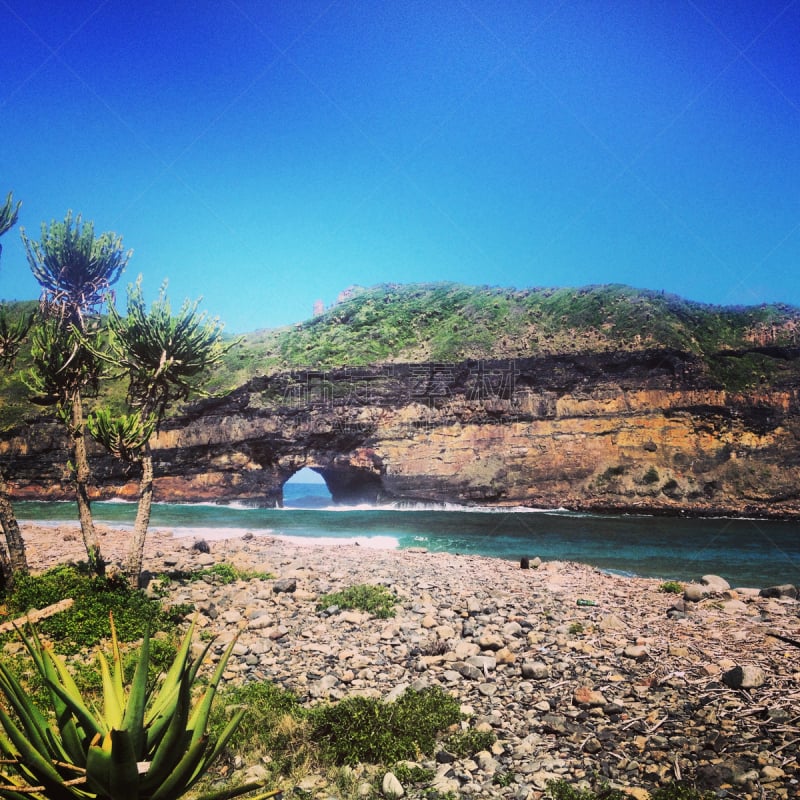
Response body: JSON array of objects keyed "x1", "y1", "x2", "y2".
[
  {"x1": 221, "y1": 282, "x2": 800, "y2": 370},
  {"x1": 3, "y1": 284, "x2": 800, "y2": 431}
]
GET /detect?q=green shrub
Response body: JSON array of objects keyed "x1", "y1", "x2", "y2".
[
  {"x1": 568, "y1": 622, "x2": 584, "y2": 635},
  {"x1": 444, "y1": 727, "x2": 496, "y2": 757},
  {"x1": 659, "y1": 580, "x2": 684, "y2": 594},
  {"x1": 391, "y1": 763, "x2": 435, "y2": 785},
  {"x1": 546, "y1": 781, "x2": 714, "y2": 800},
  {"x1": 546, "y1": 780, "x2": 626, "y2": 800},
  {"x1": 493, "y1": 771, "x2": 517, "y2": 787},
  {"x1": 4, "y1": 564, "x2": 189, "y2": 654},
  {"x1": 651, "y1": 784, "x2": 715, "y2": 800},
  {"x1": 308, "y1": 686, "x2": 462, "y2": 765},
  {"x1": 211, "y1": 680, "x2": 302, "y2": 752},
  {"x1": 316, "y1": 583, "x2": 400, "y2": 619},
  {"x1": 181, "y1": 563, "x2": 274, "y2": 584}
]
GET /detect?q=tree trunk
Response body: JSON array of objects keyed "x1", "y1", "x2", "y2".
[
  {"x1": 70, "y1": 392, "x2": 104, "y2": 575},
  {"x1": 0, "y1": 535, "x2": 12, "y2": 593},
  {"x1": 0, "y1": 470, "x2": 28, "y2": 590},
  {"x1": 125, "y1": 447, "x2": 153, "y2": 589}
]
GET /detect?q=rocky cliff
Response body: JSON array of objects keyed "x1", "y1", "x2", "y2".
[{"x1": 4, "y1": 347, "x2": 800, "y2": 517}]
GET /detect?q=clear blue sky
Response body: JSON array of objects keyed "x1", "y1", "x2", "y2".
[{"x1": 1, "y1": 1, "x2": 798, "y2": 334}]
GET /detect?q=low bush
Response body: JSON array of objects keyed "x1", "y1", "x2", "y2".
[
  {"x1": 3, "y1": 564, "x2": 190, "y2": 654},
  {"x1": 316, "y1": 583, "x2": 400, "y2": 619},
  {"x1": 659, "y1": 580, "x2": 684, "y2": 594},
  {"x1": 546, "y1": 781, "x2": 715, "y2": 800},
  {"x1": 180, "y1": 562, "x2": 274, "y2": 584},
  {"x1": 568, "y1": 621, "x2": 585, "y2": 635},
  {"x1": 391, "y1": 763, "x2": 435, "y2": 785},
  {"x1": 307, "y1": 686, "x2": 462, "y2": 765},
  {"x1": 444, "y1": 727, "x2": 496, "y2": 757},
  {"x1": 209, "y1": 680, "x2": 310, "y2": 779}
]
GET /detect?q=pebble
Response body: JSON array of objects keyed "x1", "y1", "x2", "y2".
[{"x1": 15, "y1": 523, "x2": 800, "y2": 799}]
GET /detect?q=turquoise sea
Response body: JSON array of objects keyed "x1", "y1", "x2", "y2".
[{"x1": 14, "y1": 483, "x2": 800, "y2": 589}]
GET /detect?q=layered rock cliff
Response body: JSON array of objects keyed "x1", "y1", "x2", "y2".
[{"x1": 4, "y1": 347, "x2": 800, "y2": 517}]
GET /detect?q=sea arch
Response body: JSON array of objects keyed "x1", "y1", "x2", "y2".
[{"x1": 278, "y1": 452, "x2": 386, "y2": 507}]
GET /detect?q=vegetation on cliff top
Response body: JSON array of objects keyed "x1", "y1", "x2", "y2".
[
  {"x1": 222, "y1": 280, "x2": 800, "y2": 375},
  {"x1": 3, "y1": 283, "x2": 800, "y2": 430}
]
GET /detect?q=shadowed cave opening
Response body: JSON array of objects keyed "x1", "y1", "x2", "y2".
[
  {"x1": 283, "y1": 467, "x2": 331, "y2": 508},
  {"x1": 282, "y1": 465, "x2": 384, "y2": 507}
]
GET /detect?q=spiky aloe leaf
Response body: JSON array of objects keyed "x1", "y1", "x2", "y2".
[
  {"x1": 120, "y1": 622, "x2": 150, "y2": 759},
  {"x1": 18, "y1": 628, "x2": 104, "y2": 742},
  {"x1": 144, "y1": 618, "x2": 197, "y2": 729},
  {"x1": 108, "y1": 615, "x2": 127, "y2": 716},
  {"x1": 139, "y1": 662, "x2": 193, "y2": 792},
  {"x1": 186, "y1": 633, "x2": 240, "y2": 746},
  {"x1": 194, "y1": 782, "x2": 282, "y2": 800},
  {"x1": 0, "y1": 706, "x2": 74, "y2": 800},
  {"x1": 18, "y1": 628, "x2": 93, "y2": 766},
  {"x1": 86, "y1": 730, "x2": 138, "y2": 800},
  {"x1": 188, "y1": 707, "x2": 246, "y2": 785},
  {"x1": 97, "y1": 653, "x2": 124, "y2": 731},
  {"x1": 54, "y1": 717, "x2": 86, "y2": 769},
  {"x1": 147, "y1": 734, "x2": 212, "y2": 800},
  {"x1": 0, "y1": 664, "x2": 60, "y2": 762},
  {"x1": 39, "y1": 670, "x2": 104, "y2": 744}
]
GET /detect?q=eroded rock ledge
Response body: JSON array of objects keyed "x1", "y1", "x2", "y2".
[{"x1": 4, "y1": 348, "x2": 800, "y2": 517}]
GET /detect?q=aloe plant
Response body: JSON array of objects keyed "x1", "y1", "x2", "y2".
[{"x1": 0, "y1": 616, "x2": 276, "y2": 800}]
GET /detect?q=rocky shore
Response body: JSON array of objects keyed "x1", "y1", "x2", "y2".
[{"x1": 16, "y1": 524, "x2": 800, "y2": 799}]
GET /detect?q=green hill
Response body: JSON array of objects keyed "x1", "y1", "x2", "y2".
[
  {"x1": 219, "y1": 281, "x2": 800, "y2": 371},
  {"x1": 3, "y1": 284, "x2": 800, "y2": 431}
]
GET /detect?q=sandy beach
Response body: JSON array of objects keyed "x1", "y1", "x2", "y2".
[{"x1": 10, "y1": 523, "x2": 800, "y2": 799}]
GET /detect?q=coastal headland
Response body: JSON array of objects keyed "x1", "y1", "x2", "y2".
[
  {"x1": 5, "y1": 348, "x2": 800, "y2": 518},
  {"x1": 16, "y1": 523, "x2": 800, "y2": 798}
]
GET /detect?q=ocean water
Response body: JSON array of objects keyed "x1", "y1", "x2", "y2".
[{"x1": 14, "y1": 484, "x2": 800, "y2": 589}]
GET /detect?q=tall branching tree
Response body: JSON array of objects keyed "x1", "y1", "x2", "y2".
[
  {"x1": 0, "y1": 190, "x2": 29, "y2": 589},
  {"x1": 89, "y1": 278, "x2": 237, "y2": 586},
  {"x1": 0, "y1": 191, "x2": 21, "y2": 258},
  {"x1": 21, "y1": 211, "x2": 131, "y2": 574}
]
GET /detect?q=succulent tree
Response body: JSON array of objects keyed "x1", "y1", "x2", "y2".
[
  {"x1": 0, "y1": 191, "x2": 21, "y2": 260},
  {"x1": 89, "y1": 278, "x2": 237, "y2": 587},
  {"x1": 21, "y1": 211, "x2": 131, "y2": 574},
  {"x1": 0, "y1": 189, "x2": 29, "y2": 588},
  {"x1": 0, "y1": 616, "x2": 274, "y2": 800}
]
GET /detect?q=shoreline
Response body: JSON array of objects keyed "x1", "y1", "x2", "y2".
[
  {"x1": 13, "y1": 491, "x2": 800, "y2": 520},
  {"x1": 11, "y1": 523, "x2": 800, "y2": 798},
  {"x1": 13, "y1": 501, "x2": 800, "y2": 590}
]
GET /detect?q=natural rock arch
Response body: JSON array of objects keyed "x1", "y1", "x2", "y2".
[
  {"x1": 278, "y1": 456, "x2": 386, "y2": 507},
  {"x1": 5, "y1": 352, "x2": 800, "y2": 517}
]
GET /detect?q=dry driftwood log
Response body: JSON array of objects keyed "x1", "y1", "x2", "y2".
[{"x1": 0, "y1": 598, "x2": 74, "y2": 634}]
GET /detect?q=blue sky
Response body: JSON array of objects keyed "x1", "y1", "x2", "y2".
[{"x1": 1, "y1": 1, "x2": 799, "y2": 334}]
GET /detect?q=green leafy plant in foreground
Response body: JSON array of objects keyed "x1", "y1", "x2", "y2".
[
  {"x1": 0, "y1": 616, "x2": 275, "y2": 800},
  {"x1": 3, "y1": 564, "x2": 189, "y2": 654},
  {"x1": 184, "y1": 563, "x2": 274, "y2": 585},
  {"x1": 659, "y1": 580, "x2": 684, "y2": 594},
  {"x1": 444, "y1": 727, "x2": 496, "y2": 758},
  {"x1": 307, "y1": 686, "x2": 462, "y2": 766},
  {"x1": 546, "y1": 780, "x2": 715, "y2": 800},
  {"x1": 316, "y1": 583, "x2": 400, "y2": 619},
  {"x1": 210, "y1": 681, "x2": 307, "y2": 778}
]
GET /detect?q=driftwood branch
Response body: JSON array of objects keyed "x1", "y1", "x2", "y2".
[
  {"x1": 767, "y1": 629, "x2": 800, "y2": 649},
  {"x1": 0, "y1": 598, "x2": 74, "y2": 634}
]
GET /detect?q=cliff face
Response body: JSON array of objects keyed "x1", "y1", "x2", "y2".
[{"x1": 4, "y1": 348, "x2": 800, "y2": 517}]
